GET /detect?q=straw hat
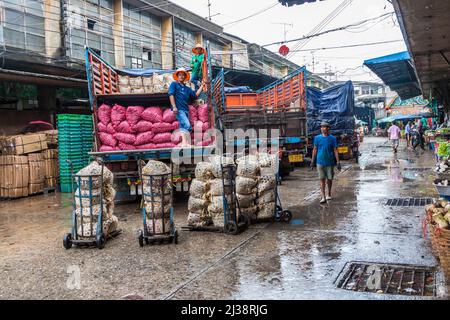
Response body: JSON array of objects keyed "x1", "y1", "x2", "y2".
[
  {"x1": 173, "y1": 68, "x2": 190, "y2": 82},
  {"x1": 192, "y1": 43, "x2": 205, "y2": 54}
]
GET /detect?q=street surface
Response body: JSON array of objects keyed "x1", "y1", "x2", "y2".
[{"x1": 0, "y1": 137, "x2": 448, "y2": 299}]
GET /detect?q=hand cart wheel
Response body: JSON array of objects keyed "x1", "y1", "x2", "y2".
[
  {"x1": 138, "y1": 229, "x2": 144, "y2": 247},
  {"x1": 96, "y1": 233, "x2": 106, "y2": 249},
  {"x1": 239, "y1": 213, "x2": 251, "y2": 227},
  {"x1": 281, "y1": 210, "x2": 292, "y2": 223},
  {"x1": 225, "y1": 221, "x2": 238, "y2": 235},
  {"x1": 63, "y1": 233, "x2": 73, "y2": 249},
  {"x1": 173, "y1": 229, "x2": 179, "y2": 244}
]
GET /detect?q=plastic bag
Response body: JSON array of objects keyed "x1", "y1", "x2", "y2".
[
  {"x1": 133, "y1": 120, "x2": 153, "y2": 133},
  {"x1": 195, "y1": 162, "x2": 214, "y2": 181},
  {"x1": 153, "y1": 132, "x2": 172, "y2": 144},
  {"x1": 142, "y1": 107, "x2": 163, "y2": 123},
  {"x1": 197, "y1": 104, "x2": 209, "y2": 122},
  {"x1": 188, "y1": 196, "x2": 208, "y2": 212},
  {"x1": 235, "y1": 176, "x2": 257, "y2": 195},
  {"x1": 163, "y1": 108, "x2": 176, "y2": 123},
  {"x1": 126, "y1": 106, "x2": 144, "y2": 126},
  {"x1": 135, "y1": 131, "x2": 154, "y2": 146},
  {"x1": 98, "y1": 104, "x2": 111, "y2": 125},
  {"x1": 189, "y1": 179, "x2": 209, "y2": 198},
  {"x1": 114, "y1": 132, "x2": 136, "y2": 145},
  {"x1": 98, "y1": 132, "x2": 117, "y2": 147},
  {"x1": 111, "y1": 104, "x2": 126, "y2": 125},
  {"x1": 152, "y1": 122, "x2": 174, "y2": 134}
]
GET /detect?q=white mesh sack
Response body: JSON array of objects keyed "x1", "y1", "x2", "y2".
[
  {"x1": 142, "y1": 160, "x2": 170, "y2": 175},
  {"x1": 211, "y1": 212, "x2": 225, "y2": 227},
  {"x1": 256, "y1": 190, "x2": 275, "y2": 205},
  {"x1": 235, "y1": 154, "x2": 258, "y2": 164},
  {"x1": 236, "y1": 193, "x2": 256, "y2": 208},
  {"x1": 77, "y1": 215, "x2": 118, "y2": 237},
  {"x1": 143, "y1": 181, "x2": 171, "y2": 195},
  {"x1": 236, "y1": 176, "x2": 258, "y2": 195},
  {"x1": 188, "y1": 196, "x2": 208, "y2": 212},
  {"x1": 209, "y1": 179, "x2": 232, "y2": 196},
  {"x1": 208, "y1": 195, "x2": 233, "y2": 213},
  {"x1": 257, "y1": 153, "x2": 278, "y2": 169},
  {"x1": 210, "y1": 155, "x2": 235, "y2": 179},
  {"x1": 74, "y1": 188, "x2": 102, "y2": 207},
  {"x1": 187, "y1": 212, "x2": 201, "y2": 226},
  {"x1": 146, "y1": 218, "x2": 170, "y2": 234},
  {"x1": 76, "y1": 161, "x2": 114, "y2": 189},
  {"x1": 189, "y1": 179, "x2": 210, "y2": 198},
  {"x1": 258, "y1": 202, "x2": 276, "y2": 219},
  {"x1": 75, "y1": 204, "x2": 107, "y2": 217},
  {"x1": 257, "y1": 175, "x2": 276, "y2": 194},
  {"x1": 239, "y1": 205, "x2": 258, "y2": 215},
  {"x1": 236, "y1": 157, "x2": 260, "y2": 178},
  {"x1": 104, "y1": 184, "x2": 116, "y2": 204},
  {"x1": 195, "y1": 162, "x2": 214, "y2": 181}
]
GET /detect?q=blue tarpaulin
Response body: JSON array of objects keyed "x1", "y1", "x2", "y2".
[
  {"x1": 117, "y1": 68, "x2": 184, "y2": 77},
  {"x1": 224, "y1": 86, "x2": 253, "y2": 93},
  {"x1": 307, "y1": 81, "x2": 355, "y2": 136}
]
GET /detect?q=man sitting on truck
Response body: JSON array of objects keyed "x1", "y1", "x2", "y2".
[
  {"x1": 169, "y1": 68, "x2": 205, "y2": 146},
  {"x1": 311, "y1": 121, "x2": 341, "y2": 204}
]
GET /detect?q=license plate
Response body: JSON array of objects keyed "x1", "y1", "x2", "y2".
[
  {"x1": 288, "y1": 154, "x2": 303, "y2": 162},
  {"x1": 338, "y1": 146, "x2": 349, "y2": 154}
]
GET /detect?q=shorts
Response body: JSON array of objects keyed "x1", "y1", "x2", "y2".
[
  {"x1": 176, "y1": 109, "x2": 192, "y2": 133},
  {"x1": 391, "y1": 139, "x2": 399, "y2": 148},
  {"x1": 317, "y1": 165, "x2": 334, "y2": 180}
]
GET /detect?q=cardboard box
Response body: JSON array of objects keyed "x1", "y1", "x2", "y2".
[
  {"x1": 0, "y1": 155, "x2": 29, "y2": 198},
  {"x1": 0, "y1": 134, "x2": 48, "y2": 155},
  {"x1": 28, "y1": 153, "x2": 45, "y2": 194},
  {"x1": 43, "y1": 149, "x2": 59, "y2": 188},
  {"x1": 40, "y1": 130, "x2": 58, "y2": 146}
]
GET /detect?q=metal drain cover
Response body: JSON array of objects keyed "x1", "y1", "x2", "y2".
[
  {"x1": 403, "y1": 168, "x2": 432, "y2": 171},
  {"x1": 384, "y1": 197, "x2": 434, "y2": 206},
  {"x1": 335, "y1": 262, "x2": 437, "y2": 296}
]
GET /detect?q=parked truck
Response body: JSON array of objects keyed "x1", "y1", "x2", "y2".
[{"x1": 306, "y1": 81, "x2": 359, "y2": 163}]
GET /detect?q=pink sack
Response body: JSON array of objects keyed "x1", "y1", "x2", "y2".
[
  {"x1": 155, "y1": 143, "x2": 176, "y2": 149},
  {"x1": 126, "y1": 106, "x2": 144, "y2": 126},
  {"x1": 132, "y1": 120, "x2": 153, "y2": 133},
  {"x1": 171, "y1": 132, "x2": 183, "y2": 144},
  {"x1": 97, "y1": 122, "x2": 107, "y2": 132},
  {"x1": 142, "y1": 107, "x2": 163, "y2": 123},
  {"x1": 118, "y1": 142, "x2": 136, "y2": 150},
  {"x1": 98, "y1": 132, "x2": 117, "y2": 147},
  {"x1": 189, "y1": 105, "x2": 198, "y2": 121},
  {"x1": 152, "y1": 122, "x2": 174, "y2": 134},
  {"x1": 162, "y1": 108, "x2": 176, "y2": 123},
  {"x1": 135, "y1": 131, "x2": 154, "y2": 146},
  {"x1": 116, "y1": 120, "x2": 135, "y2": 134},
  {"x1": 106, "y1": 123, "x2": 116, "y2": 134},
  {"x1": 136, "y1": 143, "x2": 156, "y2": 150},
  {"x1": 99, "y1": 145, "x2": 115, "y2": 152},
  {"x1": 111, "y1": 104, "x2": 126, "y2": 125},
  {"x1": 195, "y1": 139, "x2": 214, "y2": 146},
  {"x1": 172, "y1": 121, "x2": 179, "y2": 130},
  {"x1": 98, "y1": 104, "x2": 111, "y2": 125},
  {"x1": 197, "y1": 104, "x2": 209, "y2": 122},
  {"x1": 114, "y1": 132, "x2": 136, "y2": 145},
  {"x1": 153, "y1": 132, "x2": 172, "y2": 144},
  {"x1": 194, "y1": 121, "x2": 210, "y2": 133}
]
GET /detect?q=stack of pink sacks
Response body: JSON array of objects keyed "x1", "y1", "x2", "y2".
[
  {"x1": 189, "y1": 104, "x2": 214, "y2": 147},
  {"x1": 96, "y1": 103, "x2": 213, "y2": 151}
]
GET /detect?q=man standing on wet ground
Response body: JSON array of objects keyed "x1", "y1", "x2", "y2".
[
  {"x1": 387, "y1": 121, "x2": 401, "y2": 153},
  {"x1": 311, "y1": 122, "x2": 341, "y2": 204},
  {"x1": 405, "y1": 121, "x2": 411, "y2": 148}
]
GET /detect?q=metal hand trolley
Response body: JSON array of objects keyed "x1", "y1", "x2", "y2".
[
  {"x1": 63, "y1": 160, "x2": 121, "y2": 249},
  {"x1": 182, "y1": 157, "x2": 248, "y2": 235},
  {"x1": 138, "y1": 160, "x2": 178, "y2": 246}
]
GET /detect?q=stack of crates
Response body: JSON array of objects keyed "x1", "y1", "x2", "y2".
[{"x1": 57, "y1": 114, "x2": 94, "y2": 192}]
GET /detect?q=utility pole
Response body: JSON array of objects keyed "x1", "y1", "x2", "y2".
[
  {"x1": 271, "y1": 22, "x2": 293, "y2": 43},
  {"x1": 207, "y1": 0, "x2": 212, "y2": 21}
]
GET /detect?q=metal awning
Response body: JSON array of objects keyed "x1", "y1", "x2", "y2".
[
  {"x1": 393, "y1": 0, "x2": 450, "y2": 106},
  {"x1": 364, "y1": 51, "x2": 421, "y2": 100}
]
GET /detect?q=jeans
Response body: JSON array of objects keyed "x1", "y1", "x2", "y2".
[
  {"x1": 191, "y1": 74, "x2": 201, "y2": 91},
  {"x1": 176, "y1": 109, "x2": 191, "y2": 133}
]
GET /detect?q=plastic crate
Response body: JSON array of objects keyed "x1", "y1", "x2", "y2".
[{"x1": 60, "y1": 183, "x2": 76, "y2": 193}]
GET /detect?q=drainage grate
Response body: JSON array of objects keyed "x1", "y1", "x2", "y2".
[
  {"x1": 403, "y1": 168, "x2": 432, "y2": 172},
  {"x1": 336, "y1": 262, "x2": 437, "y2": 296},
  {"x1": 384, "y1": 197, "x2": 434, "y2": 206}
]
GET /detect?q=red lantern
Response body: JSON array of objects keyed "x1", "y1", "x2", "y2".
[{"x1": 279, "y1": 45, "x2": 290, "y2": 56}]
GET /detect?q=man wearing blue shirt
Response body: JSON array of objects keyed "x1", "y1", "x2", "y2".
[
  {"x1": 311, "y1": 122, "x2": 341, "y2": 204},
  {"x1": 168, "y1": 68, "x2": 204, "y2": 146}
]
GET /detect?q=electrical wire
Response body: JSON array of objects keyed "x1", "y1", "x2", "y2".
[{"x1": 221, "y1": 2, "x2": 279, "y2": 27}]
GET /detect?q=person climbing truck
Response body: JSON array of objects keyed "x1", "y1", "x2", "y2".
[{"x1": 190, "y1": 43, "x2": 205, "y2": 91}]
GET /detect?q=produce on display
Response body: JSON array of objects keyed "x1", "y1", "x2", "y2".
[
  {"x1": 425, "y1": 201, "x2": 450, "y2": 230},
  {"x1": 437, "y1": 141, "x2": 450, "y2": 157}
]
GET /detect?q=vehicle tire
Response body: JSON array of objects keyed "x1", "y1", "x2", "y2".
[
  {"x1": 96, "y1": 233, "x2": 106, "y2": 249},
  {"x1": 174, "y1": 230, "x2": 178, "y2": 244},
  {"x1": 281, "y1": 210, "x2": 292, "y2": 223},
  {"x1": 138, "y1": 229, "x2": 144, "y2": 247},
  {"x1": 225, "y1": 221, "x2": 238, "y2": 235},
  {"x1": 63, "y1": 233, "x2": 72, "y2": 250}
]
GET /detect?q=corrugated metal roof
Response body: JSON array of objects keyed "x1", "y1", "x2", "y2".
[{"x1": 364, "y1": 51, "x2": 421, "y2": 100}]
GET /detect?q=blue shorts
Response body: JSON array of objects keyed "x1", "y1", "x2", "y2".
[
  {"x1": 317, "y1": 165, "x2": 335, "y2": 180},
  {"x1": 176, "y1": 109, "x2": 191, "y2": 133}
]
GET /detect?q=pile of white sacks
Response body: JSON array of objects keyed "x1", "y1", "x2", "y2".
[
  {"x1": 187, "y1": 152, "x2": 278, "y2": 227},
  {"x1": 75, "y1": 161, "x2": 118, "y2": 237},
  {"x1": 142, "y1": 160, "x2": 172, "y2": 234}
]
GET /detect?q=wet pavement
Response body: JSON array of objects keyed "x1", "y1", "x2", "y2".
[{"x1": 0, "y1": 136, "x2": 448, "y2": 299}]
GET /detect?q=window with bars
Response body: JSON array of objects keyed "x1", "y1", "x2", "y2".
[
  {"x1": 66, "y1": 0, "x2": 115, "y2": 65},
  {"x1": 2, "y1": 0, "x2": 45, "y2": 53},
  {"x1": 122, "y1": 2, "x2": 162, "y2": 69},
  {"x1": 174, "y1": 23, "x2": 196, "y2": 68},
  {"x1": 204, "y1": 38, "x2": 225, "y2": 67}
]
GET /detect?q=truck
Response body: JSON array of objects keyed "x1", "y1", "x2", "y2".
[
  {"x1": 213, "y1": 67, "x2": 308, "y2": 177},
  {"x1": 306, "y1": 81, "x2": 359, "y2": 163}
]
